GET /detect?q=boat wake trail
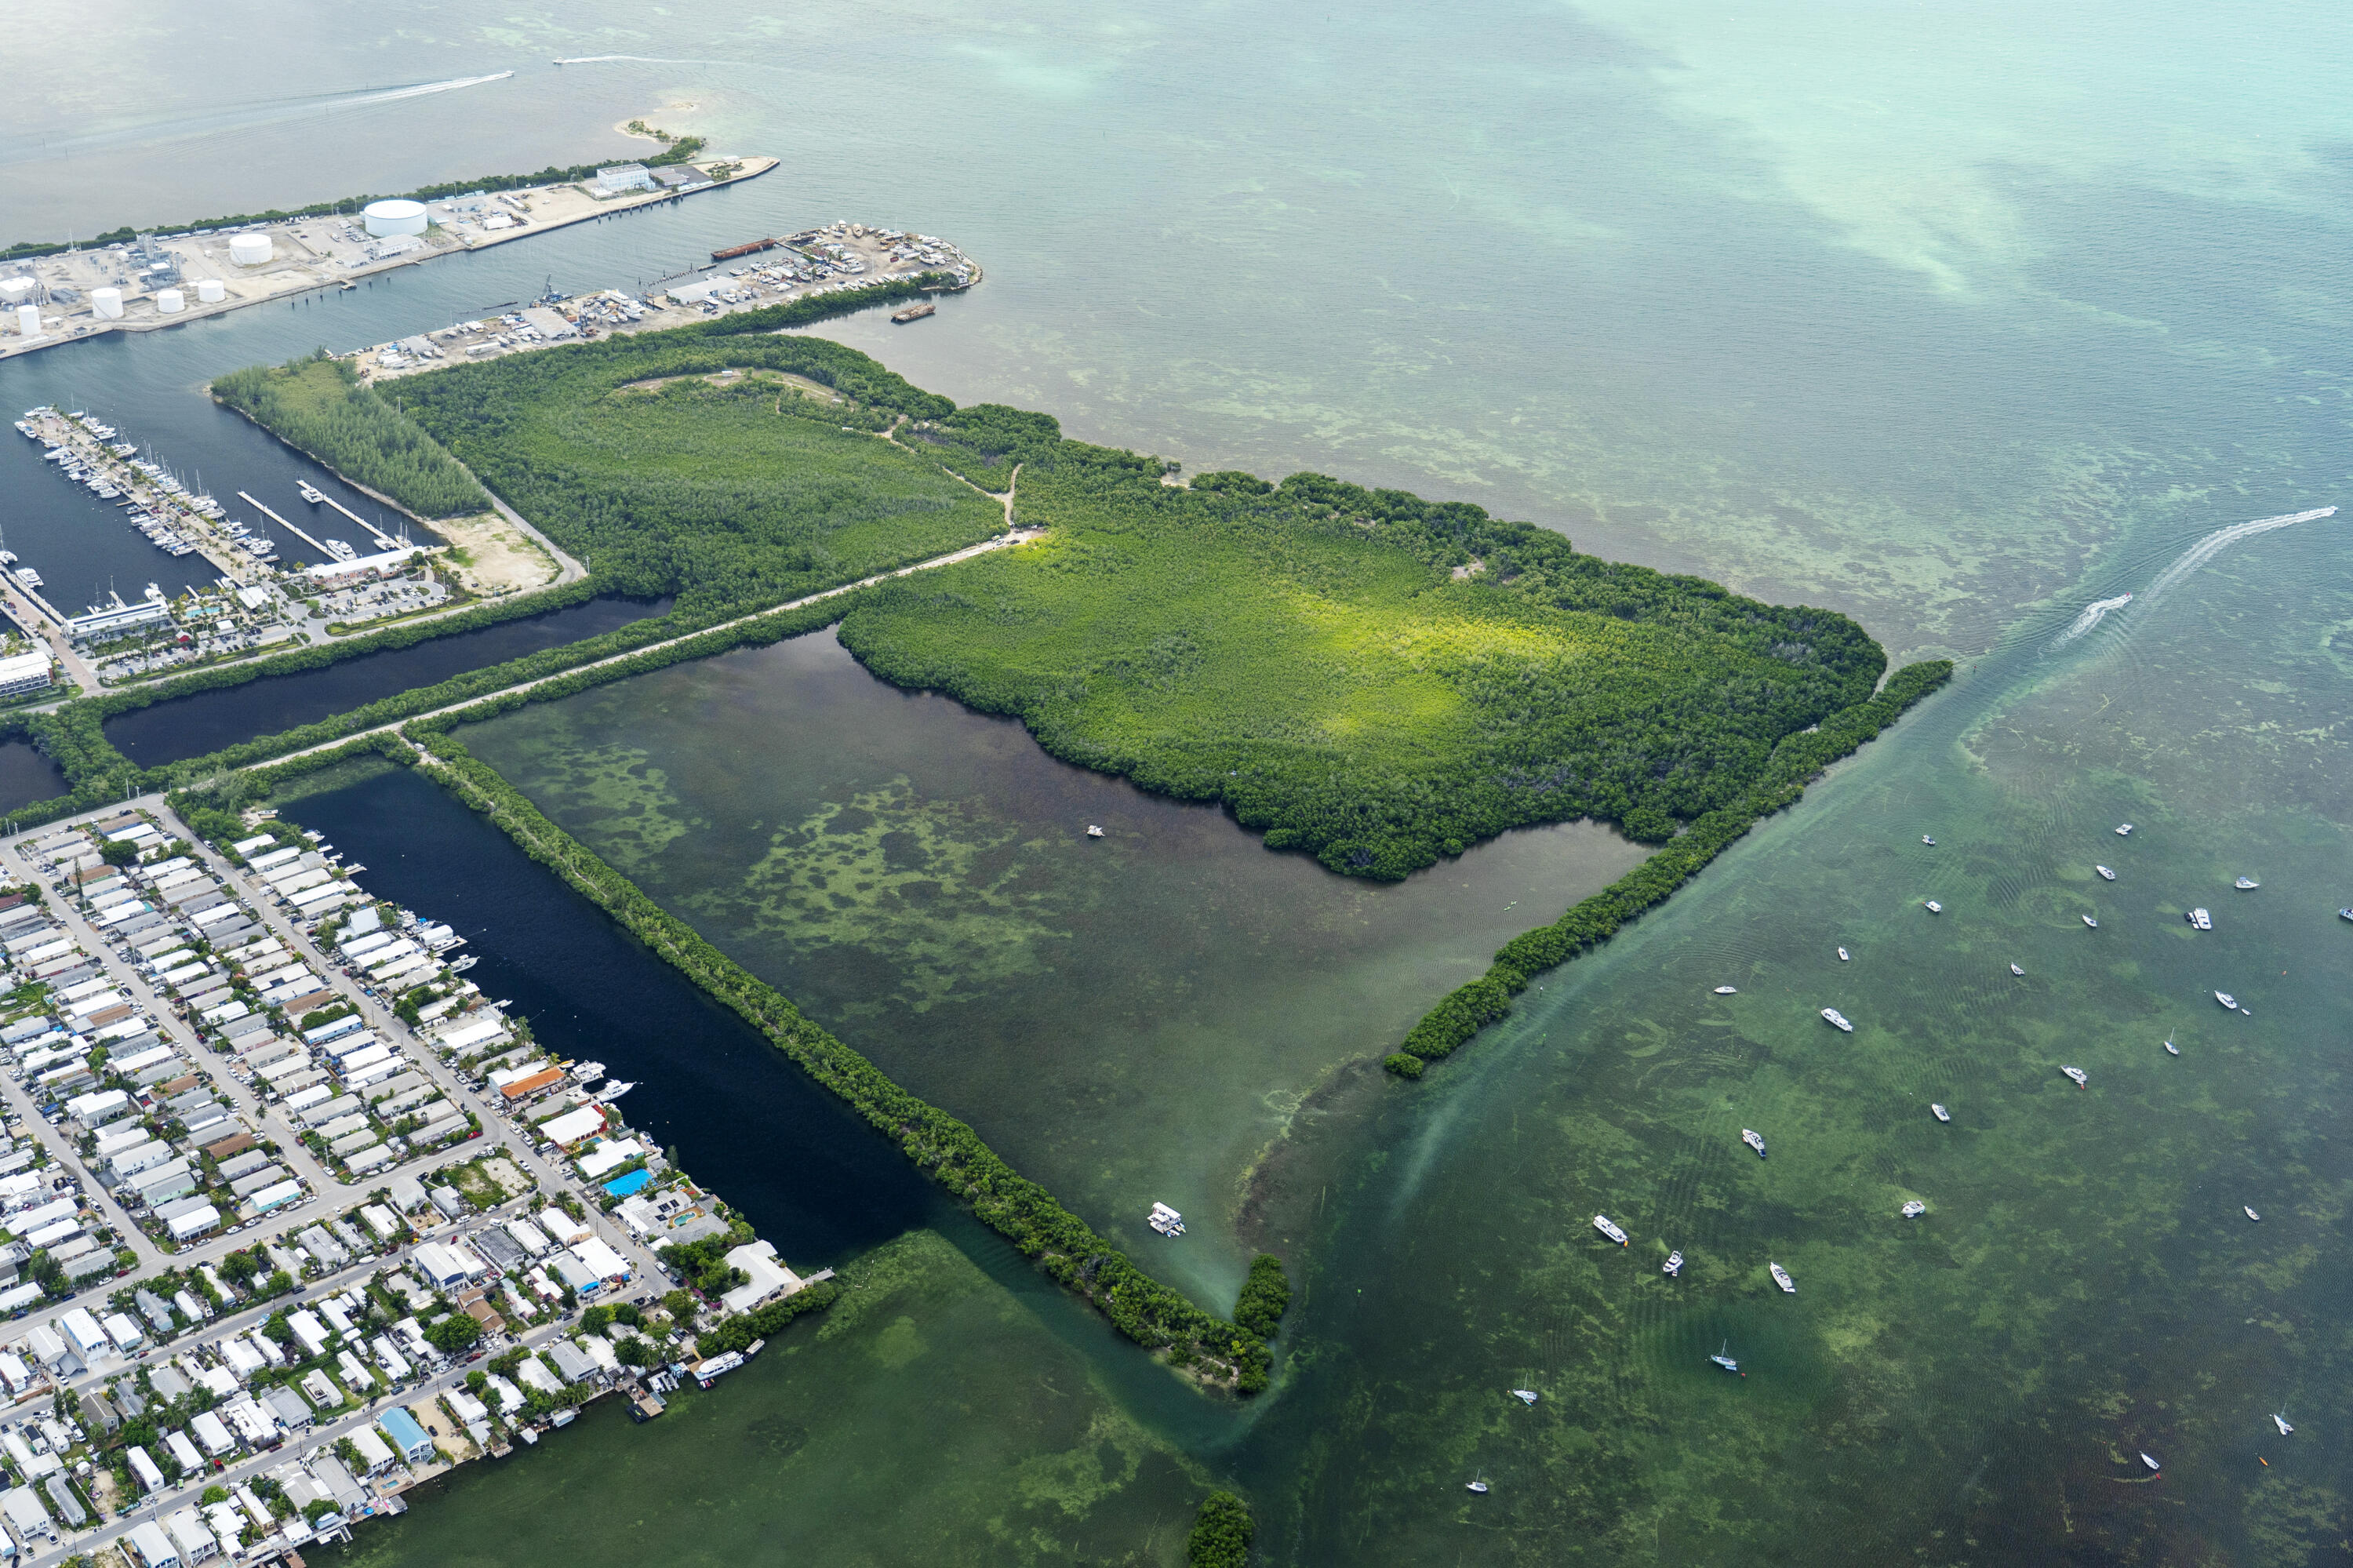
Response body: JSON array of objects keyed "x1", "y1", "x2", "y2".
[
  {"x1": 2140, "y1": 507, "x2": 2337, "y2": 610},
  {"x1": 0, "y1": 72, "x2": 516, "y2": 165},
  {"x1": 554, "y1": 54, "x2": 750, "y2": 66},
  {"x1": 2053, "y1": 593, "x2": 2133, "y2": 646}
]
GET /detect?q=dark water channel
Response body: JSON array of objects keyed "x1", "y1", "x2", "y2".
[
  {"x1": 279, "y1": 763, "x2": 940, "y2": 1268},
  {"x1": 0, "y1": 740, "x2": 66, "y2": 815},
  {"x1": 104, "y1": 595, "x2": 671, "y2": 767}
]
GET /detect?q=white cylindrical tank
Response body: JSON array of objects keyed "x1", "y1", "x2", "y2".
[
  {"x1": 14, "y1": 305, "x2": 38, "y2": 339},
  {"x1": 363, "y1": 199, "x2": 428, "y2": 238},
  {"x1": 92, "y1": 288, "x2": 124, "y2": 320},
  {"x1": 195, "y1": 278, "x2": 227, "y2": 304},
  {"x1": 155, "y1": 289, "x2": 185, "y2": 315},
  {"x1": 229, "y1": 233, "x2": 273, "y2": 266}
]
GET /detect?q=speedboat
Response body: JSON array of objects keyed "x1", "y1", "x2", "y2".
[
  {"x1": 2215, "y1": 991, "x2": 2236, "y2": 1009},
  {"x1": 2082, "y1": 915, "x2": 2098, "y2": 928},
  {"x1": 1930, "y1": 1104, "x2": 1951, "y2": 1122},
  {"x1": 2096, "y1": 865, "x2": 2116, "y2": 881},
  {"x1": 1466, "y1": 1478, "x2": 1489, "y2": 1495},
  {"x1": 2116, "y1": 824, "x2": 2133, "y2": 836},
  {"x1": 1085, "y1": 824, "x2": 1104, "y2": 839},
  {"x1": 2234, "y1": 876, "x2": 2258, "y2": 890},
  {"x1": 1742, "y1": 1129, "x2": 1766, "y2": 1159},
  {"x1": 1769, "y1": 1263, "x2": 1795, "y2": 1293},
  {"x1": 2163, "y1": 1039, "x2": 2178, "y2": 1056},
  {"x1": 1710, "y1": 1341, "x2": 1739, "y2": 1372},
  {"x1": 2187, "y1": 908, "x2": 2212, "y2": 930},
  {"x1": 1900, "y1": 1200, "x2": 1926, "y2": 1218},
  {"x1": 2340, "y1": 908, "x2": 2353, "y2": 922},
  {"x1": 2060, "y1": 1065, "x2": 2088, "y2": 1086},
  {"x1": 599, "y1": 1080, "x2": 636, "y2": 1100},
  {"x1": 1662, "y1": 1250, "x2": 1682, "y2": 1277},
  {"x1": 2244, "y1": 1206, "x2": 2260, "y2": 1222},
  {"x1": 2009, "y1": 963, "x2": 2024, "y2": 977},
  {"x1": 2274, "y1": 1413, "x2": 2294, "y2": 1435},
  {"x1": 1593, "y1": 1213, "x2": 1628, "y2": 1246},
  {"x1": 1713, "y1": 985, "x2": 1737, "y2": 995},
  {"x1": 1922, "y1": 835, "x2": 1936, "y2": 846},
  {"x1": 1837, "y1": 947, "x2": 1850, "y2": 962},
  {"x1": 2140, "y1": 1452, "x2": 2160, "y2": 1472},
  {"x1": 1510, "y1": 1389, "x2": 1538, "y2": 1406},
  {"x1": 1821, "y1": 1007, "x2": 1853, "y2": 1032},
  {"x1": 1925, "y1": 900, "x2": 1943, "y2": 914}
]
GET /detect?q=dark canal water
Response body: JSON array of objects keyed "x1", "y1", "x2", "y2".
[
  {"x1": 104, "y1": 595, "x2": 672, "y2": 768},
  {"x1": 0, "y1": 740, "x2": 66, "y2": 815}
]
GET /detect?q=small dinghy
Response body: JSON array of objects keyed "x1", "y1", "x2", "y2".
[
  {"x1": 1711, "y1": 1341, "x2": 1740, "y2": 1372},
  {"x1": 1769, "y1": 1262, "x2": 1795, "y2": 1293},
  {"x1": 2010, "y1": 963, "x2": 2024, "y2": 977},
  {"x1": 1510, "y1": 1389, "x2": 1538, "y2": 1406},
  {"x1": 1742, "y1": 1128, "x2": 1766, "y2": 1158},
  {"x1": 1713, "y1": 985, "x2": 1738, "y2": 995},
  {"x1": 2164, "y1": 1039, "x2": 2179, "y2": 1056},
  {"x1": 2096, "y1": 865, "x2": 2116, "y2": 881},
  {"x1": 1662, "y1": 1250, "x2": 1682, "y2": 1277},
  {"x1": 2060, "y1": 1065, "x2": 2088, "y2": 1086},
  {"x1": 2235, "y1": 876, "x2": 2259, "y2": 890},
  {"x1": 1821, "y1": 1007, "x2": 1853, "y2": 1032},
  {"x1": 2140, "y1": 1452, "x2": 2161, "y2": 1472},
  {"x1": 1926, "y1": 900, "x2": 1943, "y2": 914},
  {"x1": 1900, "y1": 1200, "x2": 1926, "y2": 1218},
  {"x1": 1837, "y1": 947, "x2": 1850, "y2": 962},
  {"x1": 2244, "y1": 1206, "x2": 2261, "y2": 1222},
  {"x1": 2274, "y1": 1413, "x2": 2294, "y2": 1435},
  {"x1": 1593, "y1": 1213, "x2": 1629, "y2": 1246},
  {"x1": 2082, "y1": 915, "x2": 2099, "y2": 928},
  {"x1": 1930, "y1": 1103, "x2": 1951, "y2": 1122}
]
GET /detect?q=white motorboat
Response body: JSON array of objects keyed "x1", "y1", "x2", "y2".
[
  {"x1": 2163, "y1": 1039, "x2": 2178, "y2": 1056},
  {"x1": 2274, "y1": 1413, "x2": 2294, "y2": 1435},
  {"x1": 2116, "y1": 824, "x2": 2133, "y2": 836},
  {"x1": 1742, "y1": 1128, "x2": 1766, "y2": 1159},
  {"x1": 2215, "y1": 991, "x2": 2235, "y2": 1009},
  {"x1": 1713, "y1": 985, "x2": 1737, "y2": 995},
  {"x1": 2244, "y1": 1206, "x2": 2260, "y2": 1222},
  {"x1": 1925, "y1": 900, "x2": 1943, "y2": 914},
  {"x1": 2060, "y1": 1065, "x2": 2088, "y2": 1086},
  {"x1": 571, "y1": 1060, "x2": 607, "y2": 1082},
  {"x1": 1710, "y1": 1341, "x2": 1739, "y2": 1372},
  {"x1": 1510, "y1": 1389, "x2": 1538, "y2": 1406},
  {"x1": 1837, "y1": 947, "x2": 1850, "y2": 962},
  {"x1": 1467, "y1": 1478, "x2": 1489, "y2": 1495},
  {"x1": 1662, "y1": 1250, "x2": 1682, "y2": 1277},
  {"x1": 1769, "y1": 1262, "x2": 1795, "y2": 1293},
  {"x1": 2009, "y1": 963, "x2": 2024, "y2": 977},
  {"x1": 2082, "y1": 915, "x2": 2098, "y2": 928},
  {"x1": 2140, "y1": 1452, "x2": 2160, "y2": 1472},
  {"x1": 599, "y1": 1080, "x2": 636, "y2": 1100},
  {"x1": 1593, "y1": 1213, "x2": 1628, "y2": 1246},
  {"x1": 2340, "y1": 908, "x2": 2353, "y2": 922},
  {"x1": 2234, "y1": 876, "x2": 2259, "y2": 890},
  {"x1": 2095, "y1": 865, "x2": 2116, "y2": 881},
  {"x1": 2187, "y1": 908, "x2": 2212, "y2": 930},
  {"x1": 1150, "y1": 1201, "x2": 1185, "y2": 1236},
  {"x1": 1900, "y1": 1200, "x2": 1926, "y2": 1218},
  {"x1": 1930, "y1": 1104, "x2": 1951, "y2": 1122},
  {"x1": 1085, "y1": 824, "x2": 1104, "y2": 839},
  {"x1": 1922, "y1": 835, "x2": 1936, "y2": 846},
  {"x1": 1821, "y1": 1007, "x2": 1853, "y2": 1032}
]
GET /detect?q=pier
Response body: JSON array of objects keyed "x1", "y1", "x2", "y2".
[{"x1": 238, "y1": 489, "x2": 336, "y2": 561}]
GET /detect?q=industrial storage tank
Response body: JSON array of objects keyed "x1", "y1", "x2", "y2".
[
  {"x1": 92, "y1": 287, "x2": 125, "y2": 320},
  {"x1": 14, "y1": 305, "x2": 38, "y2": 339},
  {"x1": 228, "y1": 233, "x2": 273, "y2": 266},
  {"x1": 195, "y1": 278, "x2": 227, "y2": 304},
  {"x1": 155, "y1": 289, "x2": 185, "y2": 315},
  {"x1": 363, "y1": 198, "x2": 428, "y2": 238}
]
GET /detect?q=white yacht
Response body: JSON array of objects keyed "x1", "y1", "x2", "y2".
[
  {"x1": 1466, "y1": 1478, "x2": 1489, "y2": 1495},
  {"x1": 2116, "y1": 824, "x2": 2133, "y2": 836},
  {"x1": 2082, "y1": 915, "x2": 2098, "y2": 928},
  {"x1": 1922, "y1": 835, "x2": 1936, "y2": 846},
  {"x1": 2215, "y1": 991, "x2": 2236, "y2": 1009},
  {"x1": 2061, "y1": 1065, "x2": 2088, "y2": 1086},
  {"x1": 1821, "y1": 1007, "x2": 1853, "y2": 1032},
  {"x1": 1150, "y1": 1202, "x2": 1185, "y2": 1236},
  {"x1": 1661, "y1": 1250, "x2": 1682, "y2": 1277},
  {"x1": 2274, "y1": 1413, "x2": 2294, "y2": 1435},
  {"x1": 2096, "y1": 865, "x2": 2116, "y2": 881},
  {"x1": 2009, "y1": 963, "x2": 2024, "y2": 977},
  {"x1": 2244, "y1": 1206, "x2": 2260, "y2": 1223},
  {"x1": 1593, "y1": 1213, "x2": 1628, "y2": 1246},
  {"x1": 1769, "y1": 1262, "x2": 1795, "y2": 1293},
  {"x1": 2235, "y1": 876, "x2": 2259, "y2": 890},
  {"x1": 1930, "y1": 1104, "x2": 1951, "y2": 1122},
  {"x1": 1713, "y1": 985, "x2": 1738, "y2": 995},
  {"x1": 1900, "y1": 1200, "x2": 1926, "y2": 1218},
  {"x1": 1710, "y1": 1341, "x2": 1739, "y2": 1372},
  {"x1": 2164, "y1": 1039, "x2": 2178, "y2": 1056},
  {"x1": 1510, "y1": 1389, "x2": 1538, "y2": 1406},
  {"x1": 2187, "y1": 908, "x2": 2212, "y2": 930},
  {"x1": 571, "y1": 1060, "x2": 607, "y2": 1082},
  {"x1": 600, "y1": 1080, "x2": 636, "y2": 1100},
  {"x1": 1741, "y1": 1128, "x2": 1766, "y2": 1159},
  {"x1": 1926, "y1": 900, "x2": 1943, "y2": 914},
  {"x1": 1837, "y1": 947, "x2": 1850, "y2": 962}
]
